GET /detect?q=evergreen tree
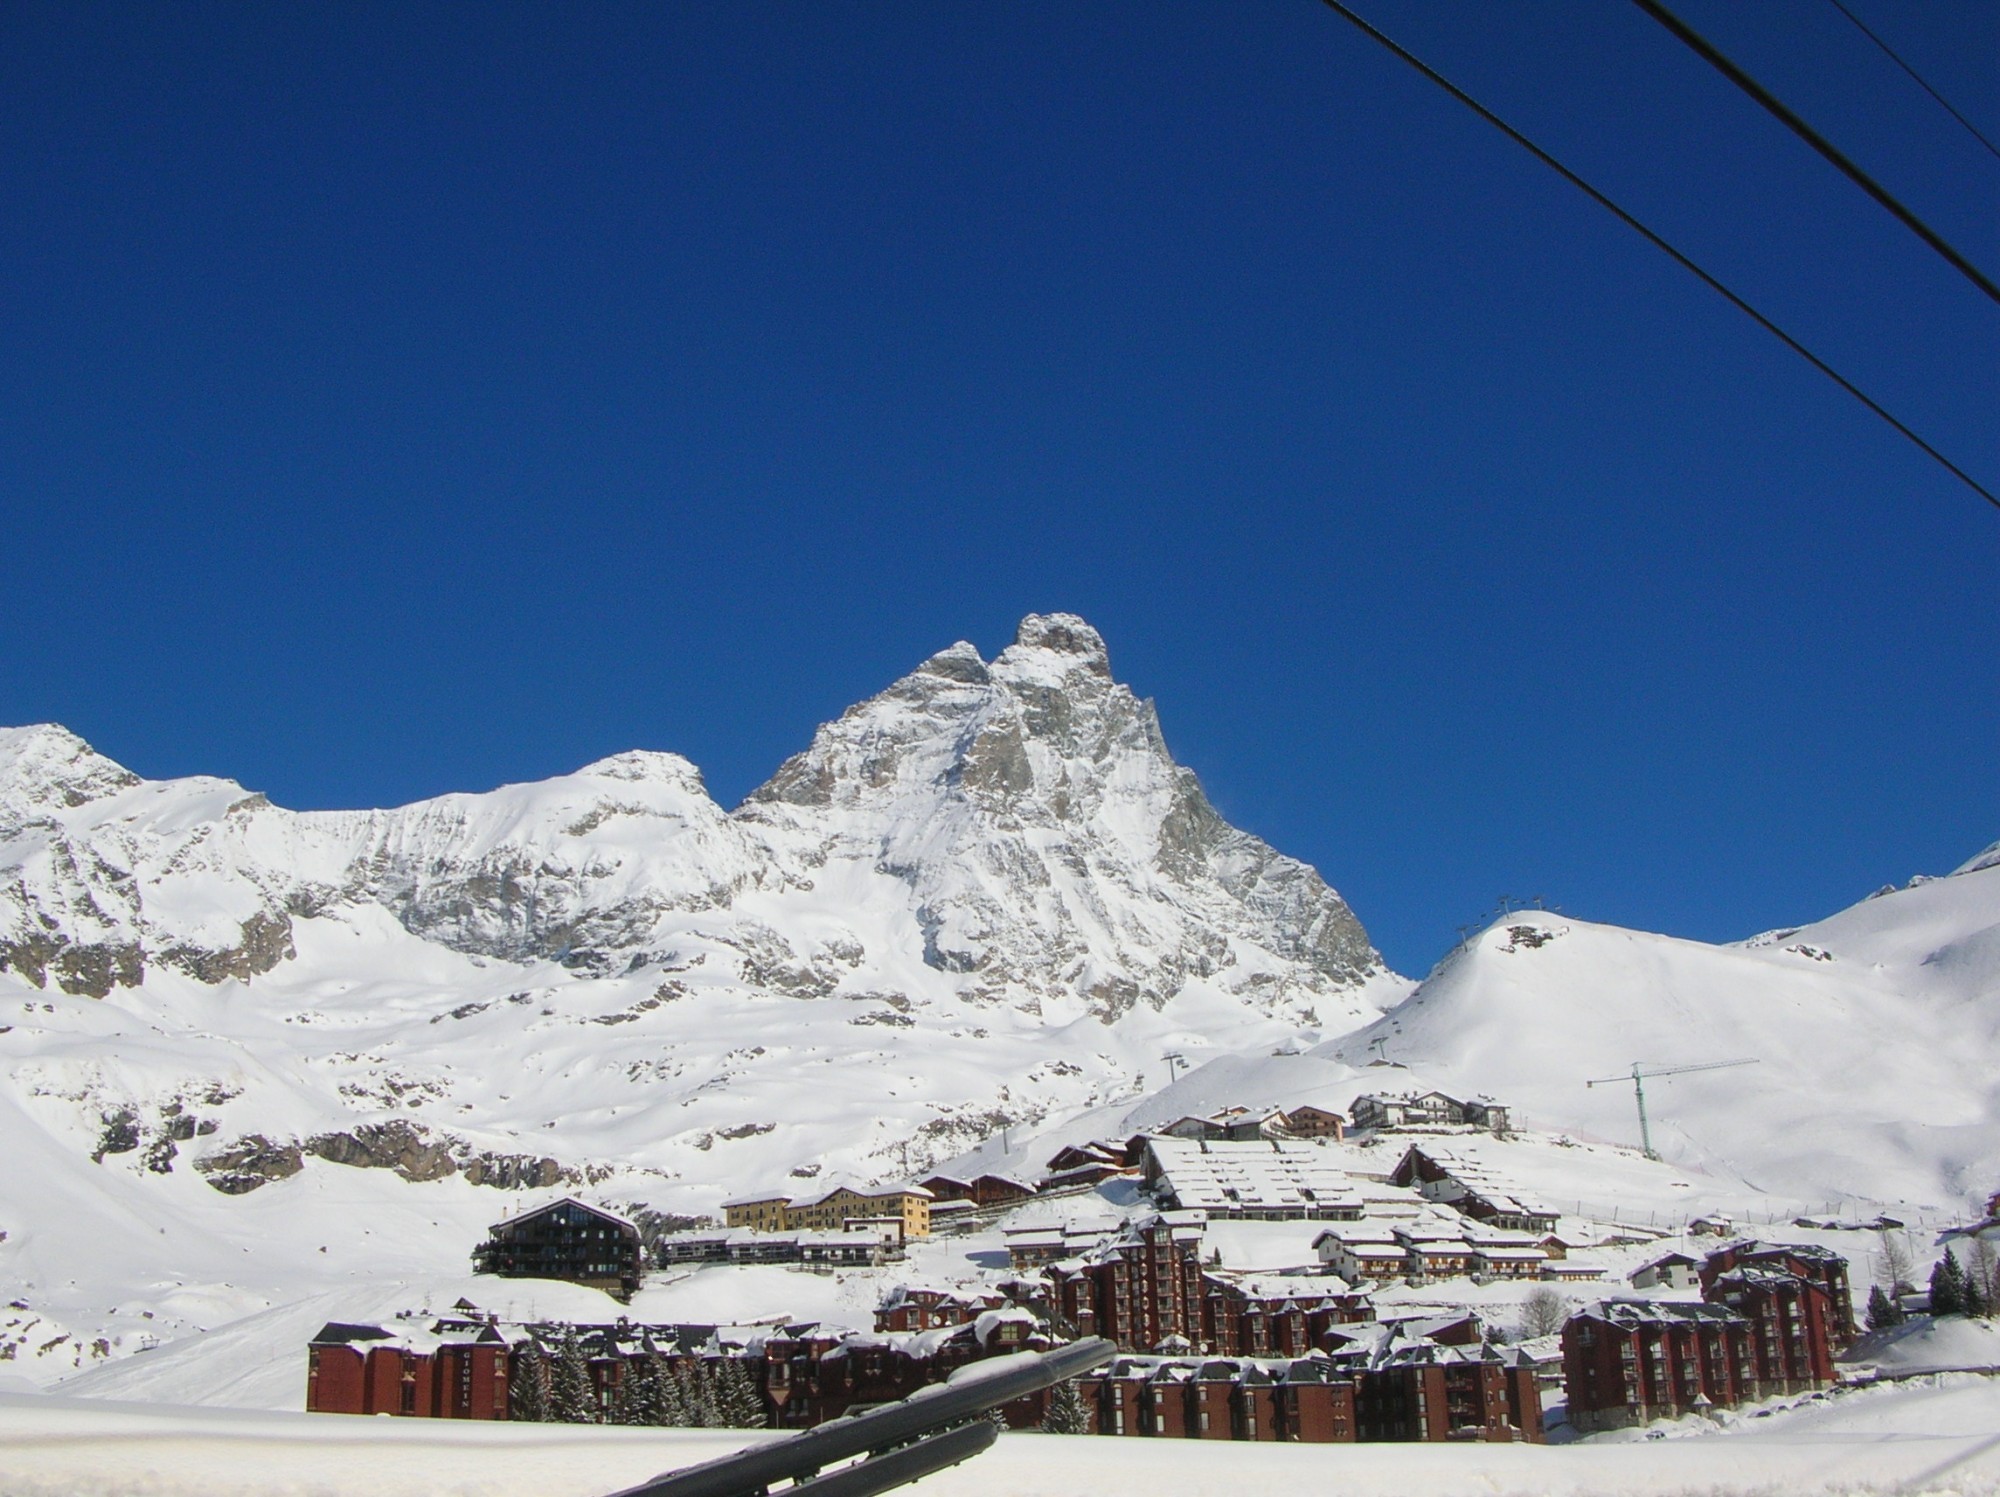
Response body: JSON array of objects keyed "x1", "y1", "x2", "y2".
[
  {"x1": 1965, "y1": 1263, "x2": 1990, "y2": 1319},
  {"x1": 719, "y1": 1358, "x2": 768, "y2": 1428},
  {"x1": 607, "y1": 1357, "x2": 653, "y2": 1426},
  {"x1": 1972, "y1": 1238, "x2": 2000, "y2": 1320},
  {"x1": 1041, "y1": 1378, "x2": 1089, "y2": 1435},
  {"x1": 647, "y1": 1350, "x2": 689, "y2": 1427},
  {"x1": 508, "y1": 1342, "x2": 551, "y2": 1424},
  {"x1": 550, "y1": 1326, "x2": 601, "y2": 1424},
  {"x1": 680, "y1": 1362, "x2": 723, "y2": 1428},
  {"x1": 1930, "y1": 1253, "x2": 1967, "y2": 1317},
  {"x1": 1865, "y1": 1283, "x2": 1903, "y2": 1331}
]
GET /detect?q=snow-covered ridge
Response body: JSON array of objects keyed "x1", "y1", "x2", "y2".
[{"x1": 0, "y1": 615, "x2": 1387, "y2": 1015}]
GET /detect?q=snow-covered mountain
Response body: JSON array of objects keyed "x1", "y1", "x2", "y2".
[
  {"x1": 1317, "y1": 859, "x2": 2000, "y2": 1209},
  {"x1": 0, "y1": 615, "x2": 1403, "y2": 1379}
]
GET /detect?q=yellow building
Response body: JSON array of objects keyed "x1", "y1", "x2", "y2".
[
  {"x1": 719, "y1": 1181, "x2": 932, "y2": 1238},
  {"x1": 720, "y1": 1192, "x2": 792, "y2": 1232}
]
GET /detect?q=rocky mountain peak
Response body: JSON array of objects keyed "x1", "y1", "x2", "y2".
[
  {"x1": 996, "y1": 612, "x2": 1112, "y2": 679},
  {"x1": 0, "y1": 724, "x2": 143, "y2": 830}
]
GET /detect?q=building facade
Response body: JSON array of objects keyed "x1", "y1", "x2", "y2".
[{"x1": 471, "y1": 1199, "x2": 643, "y2": 1300}]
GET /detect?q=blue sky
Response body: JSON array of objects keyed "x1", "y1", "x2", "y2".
[{"x1": 3, "y1": 1, "x2": 1994, "y2": 975}]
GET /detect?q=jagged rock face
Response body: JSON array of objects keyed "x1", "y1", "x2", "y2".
[
  {"x1": 742, "y1": 614, "x2": 1380, "y2": 1019},
  {"x1": 0, "y1": 727, "x2": 298, "y2": 996},
  {"x1": 0, "y1": 618, "x2": 1384, "y2": 1022}
]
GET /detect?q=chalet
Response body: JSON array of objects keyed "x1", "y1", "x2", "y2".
[
  {"x1": 471, "y1": 1199, "x2": 642, "y2": 1301},
  {"x1": 1351, "y1": 1091, "x2": 1511, "y2": 1135},
  {"x1": 917, "y1": 1173, "x2": 1036, "y2": 1209},
  {"x1": 1631, "y1": 1252, "x2": 1701, "y2": 1291},
  {"x1": 918, "y1": 1173, "x2": 975, "y2": 1203},
  {"x1": 1393, "y1": 1227, "x2": 1479, "y2": 1284},
  {"x1": 1471, "y1": 1243, "x2": 1550, "y2": 1280},
  {"x1": 925, "y1": 1199, "x2": 978, "y2": 1230},
  {"x1": 1460, "y1": 1099, "x2": 1511, "y2": 1133},
  {"x1": 1312, "y1": 1230, "x2": 1408, "y2": 1283},
  {"x1": 1540, "y1": 1261, "x2": 1609, "y2": 1284},
  {"x1": 1276, "y1": 1105, "x2": 1346, "y2": 1140},
  {"x1": 1047, "y1": 1140, "x2": 1130, "y2": 1174},
  {"x1": 1353, "y1": 1092, "x2": 1457, "y2": 1131}
]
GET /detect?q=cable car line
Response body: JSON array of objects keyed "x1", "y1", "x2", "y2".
[
  {"x1": 1310, "y1": 0, "x2": 1999, "y2": 512},
  {"x1": 1629, "y1": 0, "x2": 2000, "y2": 306},
  {"x1": 1820, "y1": 0, "x2": 2000, "y2": 164}
]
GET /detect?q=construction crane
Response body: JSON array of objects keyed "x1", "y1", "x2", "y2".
[{"x1": 1586, "y1": 1058, "x2": 1758, "y2": 1160}]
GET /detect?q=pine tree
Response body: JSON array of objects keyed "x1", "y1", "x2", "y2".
[
  {"x1": 607, "y1": 1357, "x2": 653, "y2": 1426},
  {"x1": 1971, "y1": 1237, "x2": 2000, "y2": 1321},
  {"x1": 647, "y1": 1350, "x2": 689, "y2": 1427},
  {"x1": 719, "y1": 1358, "x2": 767, "y2": 1428},
  {"x1": 1965, "y1": 1263, "x2": 1990, "y2": 1319},
  {"x1": 551, "y1": 1326, "x2": 600, "y2": 1424},
  {"x1": 1865, "y1": 1283, "x2": 1903, "y2": 1331},
  {"x1": 680, "y1": 1362, "x2": 723, "y2": 1428},
  {"x1": 508, "y1": 1342, "x2": 551, "y2": 1424},
  {"x1": 1930, "y1": 1253, "x2": 1967, "y2": 1317},
  {"x1": 1041, "y1": 1378, "x2": 1089, "y2": 1435}
]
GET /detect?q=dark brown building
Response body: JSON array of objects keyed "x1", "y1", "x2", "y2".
[
  {"x1": 1698, "y1": 1241, "x2": 1855, "y2": 1344},
  {"x1": 472, "y1": 1198, "x2": 643, "y2": 1301},
  {"x1": 1562, "y1": 1245, "x2": 1850, "y2": 1435},
  {"x1": 1048, "y1": 1214, "x2": 1368, "y2": 1357},
  {"x1": 1075, "y1": 1349, "x2": 1537, "y2": 1444},
  {"x1": 1561, "y1": 1299, "x2": 1757, "y2": 1433}
]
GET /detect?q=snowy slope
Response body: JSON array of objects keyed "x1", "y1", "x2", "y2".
[
  {"x1": 1323, "y1": 862, "x2": 2000, "y2": 1208},
  {"x1": 0, "y1": 615, "x2": 1401, "y2": 1384},
  {"x1": 9, "y1": 1376, "x2": 2000, "y2": 1497}
]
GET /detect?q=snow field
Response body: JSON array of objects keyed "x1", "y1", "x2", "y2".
[{"x1": 5, "y1": 1377, "x2": 2000, "y2": 1497}]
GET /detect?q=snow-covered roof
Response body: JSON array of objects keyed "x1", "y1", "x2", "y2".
[
  {"x1": 1575, "y1": 1298, "x2": 1747, "y2": 1329},
  {"x1": 1145, "y1": 1137, "x2": 1366, "y2": 1213}
]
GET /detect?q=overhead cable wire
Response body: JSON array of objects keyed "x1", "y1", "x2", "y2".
[
  {"x1": 1628, "y1": 0, "x2": 2000, "y2": 306},
  {"x1": 1310, "y1": 0, "x2": 2000, "y2": 512},
  {"x1": 1821, "y1": 0, "x2": 2000, "y2": 164}
]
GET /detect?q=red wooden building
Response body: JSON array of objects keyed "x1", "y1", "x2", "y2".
[
  {"x1": 1075, "y1": 1348, "x2": 1538, "y2": 1444},
  {"x1": 1563, "y1": 1241, "x2": 1852, "y2": 1433}
]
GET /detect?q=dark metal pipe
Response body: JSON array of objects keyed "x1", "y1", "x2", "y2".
[{"x1": 608, "y1": 1337, "x2": 1114, "y2": 1497}]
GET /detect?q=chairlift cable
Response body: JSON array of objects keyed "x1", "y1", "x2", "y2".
[
  {"x1": 1628, "y1": 0, "x2": 2000, "y2": 305},
  {"x1": 1310, "y1": 0, "x2": 2000, "y2": 512},
  {"x1": 1819, "y1": 0, "x2": 2000, "y2": 165}
]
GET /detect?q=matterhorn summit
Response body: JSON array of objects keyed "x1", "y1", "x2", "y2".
[{"x1": 740, "y1": 613, "x2": 1384, "y2": 1022}]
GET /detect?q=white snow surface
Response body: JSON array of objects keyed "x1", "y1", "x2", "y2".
[
  {"x1": 1318, "y1": 864, "x2": 2000, "y2": 1208},
  {"x1": 5, "y1": 1377, "x2": 2000, "y2": 1497}
]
